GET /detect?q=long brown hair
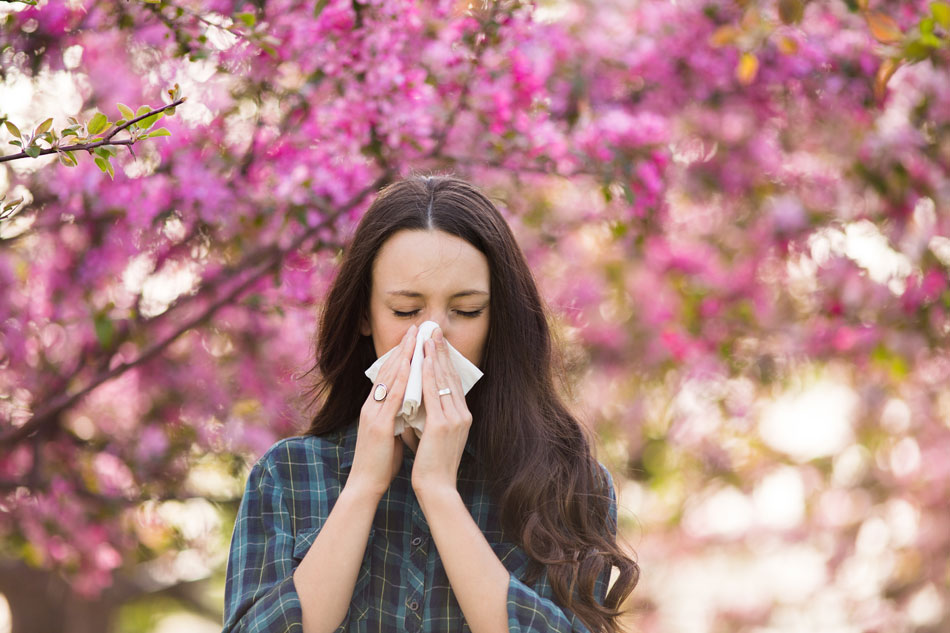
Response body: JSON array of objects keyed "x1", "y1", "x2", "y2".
[{"x1": 302, "y1": 175, "x2": 638, "y2": 632}]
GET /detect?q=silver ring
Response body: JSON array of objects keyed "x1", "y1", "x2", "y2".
[
  {"x1": 438, "y1": 387, "x2": 452, "y2": 397},
  {"x1": 373, "y1": 383, "x2": 388, "y2": 402}
]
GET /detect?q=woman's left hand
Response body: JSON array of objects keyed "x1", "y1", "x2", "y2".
[{"x1": 411, "y1": 327, "x2": 472, "y2": 498}]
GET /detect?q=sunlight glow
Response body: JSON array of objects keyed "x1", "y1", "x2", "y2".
[
  {"x1": 752, "y1": 466, "x2": 805, "y2": 530},
  {"x1": 0, "y1": 593, "x2": 10, "y2": 633},
  {"x1": 759, "y1": 379, "x2": 857, "y2": 462},
  {"x1": 807, "y1": 220, "x2": 914, "y2": 294}
]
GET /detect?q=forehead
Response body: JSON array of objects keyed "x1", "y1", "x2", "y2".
[{"x1": 372, "y1": 229, "x2": 489, "y2": 293}]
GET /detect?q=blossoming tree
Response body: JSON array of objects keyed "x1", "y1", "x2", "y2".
[{"x1": 1, "y1": 0, "x2": 948, "y2": 631}]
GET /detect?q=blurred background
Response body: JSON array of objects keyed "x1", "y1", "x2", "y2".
[{"x1": 1, "y1": 0, "x2": 948, "y2": 631}]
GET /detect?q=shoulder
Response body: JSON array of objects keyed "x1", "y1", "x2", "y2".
[
  {"x1": 594, "y1": 460, "x2": 619, "y2": 532},
  {"x1": 249, "y1": 425, "x2": 355, "y2": 486},
  {"x1": 598, "y1": 461, "x2": 615, "y2": 495},
  {"x1": 240, "y1": 426, "x2": 356, "y2": 531}
]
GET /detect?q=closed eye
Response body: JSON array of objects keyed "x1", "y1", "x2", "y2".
[{"x1": 392, "y1": 309, "x2": 485, "y2": 318}]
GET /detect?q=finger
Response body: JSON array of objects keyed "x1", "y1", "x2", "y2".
[
  {"x1": 420, "y1": 344, "x2": 446, "y2": 422},
  {"x1": 433, "y1": 328, "x2": 465, "y2": 408},
  {"x1": 426, "y1": 338, "x2": 460, "y2": 419},
  {"x1": 367, "y1": 324, "x2": 417, "y2": 405},
  {"x1": 378, "y1": 355, "x2": 412, "y2": 423}
]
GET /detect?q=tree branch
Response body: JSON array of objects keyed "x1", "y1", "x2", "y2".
[
  {"x1": 0, "y1": 174, "x2": 391, "y2": 449},
  {"x1": 428, "y1": 0, "x2": 500, "y2": 157},
  {"x1": 0, "y1": 98, "x2": 186, "y2": 164}
]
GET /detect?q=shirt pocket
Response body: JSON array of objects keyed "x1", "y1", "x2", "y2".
[{"x1": 293, "y1": 526, "x2": 372, "y2": 625}]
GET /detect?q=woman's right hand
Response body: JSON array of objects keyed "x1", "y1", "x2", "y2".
[{"x1": 347, "y1": 324, "x2": 417, "y2": 500}]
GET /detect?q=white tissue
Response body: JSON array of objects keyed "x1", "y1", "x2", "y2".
[{"x1": 364, "y1": 320, "x2": 483, "y2": 436}]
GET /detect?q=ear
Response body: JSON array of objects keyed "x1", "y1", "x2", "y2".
[{"x1": 360, "y1": 314, "x2": 371, "y2": 337}]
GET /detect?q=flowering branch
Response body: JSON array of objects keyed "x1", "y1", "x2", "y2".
[{"x1": 0, "y1": 174, "x2": 391, "y2": 449}]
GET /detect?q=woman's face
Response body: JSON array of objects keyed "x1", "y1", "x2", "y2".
[{"x1": 362, "y1": 229, "x2": 490, "y2": 366}]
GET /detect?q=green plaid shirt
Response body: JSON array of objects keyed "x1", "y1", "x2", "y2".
[{"x1": 223, "y1": 421, "x2": 616, "y2": 632}]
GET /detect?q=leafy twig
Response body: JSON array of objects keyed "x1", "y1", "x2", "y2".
[{"x1": 1, "y1": 93, "x2": 186, "y2": 176}]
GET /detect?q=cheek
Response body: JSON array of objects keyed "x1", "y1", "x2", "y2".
[
  {"x1": 371, "y1": 318, "x2": 405, "y2": 357},
  {"x1": 455, "y1": 324, "x2": 489, "y2": 365}
]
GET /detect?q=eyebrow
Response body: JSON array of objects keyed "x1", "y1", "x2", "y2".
[{"x1": 386, "y1": 290, "x2": 490, "y2": 299}]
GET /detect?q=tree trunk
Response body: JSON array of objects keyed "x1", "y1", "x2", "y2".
[{"x1": 0, "y1": 561, "x2": 115, "y2": 633}]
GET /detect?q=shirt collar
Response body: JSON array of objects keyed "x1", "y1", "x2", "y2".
[{"x1": 339, "y1": 420, "x2": 476, "y2": 469}]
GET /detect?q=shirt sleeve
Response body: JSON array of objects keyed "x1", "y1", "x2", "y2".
[
  {"x1": 505, "y1": 465, "x2": 618, "y2": 633},
  {"x1": 223, "y1": 455, "x2": 303, "y2": 633}
]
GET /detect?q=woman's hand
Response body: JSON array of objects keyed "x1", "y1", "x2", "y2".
[
  {"x1": 412, "y1": 327, "x2": 472, "y2": 498},
  {"x1": 347, "y1": 324, "x2": 417, "y2": 500}
]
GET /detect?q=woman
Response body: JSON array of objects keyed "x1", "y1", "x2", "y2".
[{"x1": 223, "y1": 176, "x2": 639, "y2": 633}]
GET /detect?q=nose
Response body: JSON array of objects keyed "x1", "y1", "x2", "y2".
[
  {"x1": 419, "y1": 309, "x2": 445, "y2": 328},
  {"x1": 420, "y1": 313, "x2": 448, "y2": 338}
]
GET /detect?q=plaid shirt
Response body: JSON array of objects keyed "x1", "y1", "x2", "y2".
[{"x1": 223, "y1": 421, "x2": 616, "y2": 633}]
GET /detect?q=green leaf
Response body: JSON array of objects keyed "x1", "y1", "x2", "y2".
[
  {"x1": 932, "y1": 1, "x2": 950, "y2": 28},
  {"x1": 235, "y1": 11, "x2": 255, "y2": 27},
  {"x1": 905, "y1": 40, "x2": 932, "y2": 61},
  {"x1": 117, "y1": 103, "x2": 135, "y2": 120},
  {"x1": 94, "y1": 146, "x2": 116, "y2": 158},
  {"x1": 622, "y1": 183, "x2": 635, "y2": 205},
  {"x1": 94, "y1": 313, "x2": 115, "y2": 348},
  {"x1": 314, "y1": 0, "x2": 328, "y2": 17},
  {"x1": 9, "y1": 140, "x2": 21, "y2": 147},
  {"x1": 35, "y1": 117, "x2": 53, "y2": 135},
  {"x1": 145, "y1": 127, "x2": 171, "y2": 138},
  {"x1": 25, "y1": 145, "x2": 41, "y2": 158},
  {"x1": 164, "y1": 107, "x2": 177, "y2": 116},
  {"x1": 871, "y1": 343, "x2": 908, "y2": 379},
  {"x1": 3, "y1": 198, "x2": 23, "y2": 212},
  {"x1": 137, "y1": 112, "x2": 164, "y2": 130},
  {"x1": 135, "y1": 105, "x2": 152, "y2": 118},
  {"x1": 88, "y1": 112, "x2": 108, "y2": 135},
  {"x1": 94, "y1": 156, "x2": 109, "y2": 173},
  {"x1": 4, "y1": 121, "x2": 21, "y2": 138}
]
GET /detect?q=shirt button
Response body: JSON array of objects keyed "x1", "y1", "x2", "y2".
[
  {"x1": 411, "y1": 536, "x2": 422, "y2": 547},
  {"x1": 408, "y1": 600, "x2": 419, "y2": 612}
]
